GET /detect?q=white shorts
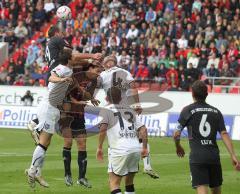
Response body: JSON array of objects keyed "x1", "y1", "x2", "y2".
[
  {"x1": 108, "y1": 152, "x2": 140, "y2": 176},
  {"x1": 37, "y1": 102, "x2": 60, "y2": 134}
]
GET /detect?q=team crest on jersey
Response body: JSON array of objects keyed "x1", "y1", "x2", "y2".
[{"x1": 44, "y1": 122, "x2": 50, "y2": 130}]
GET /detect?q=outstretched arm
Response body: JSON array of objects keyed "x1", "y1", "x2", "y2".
[{"x1": 96, "y1": 123, "x2": 108, "y2": 162}]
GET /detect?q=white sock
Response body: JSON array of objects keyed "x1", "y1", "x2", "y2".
[
  {"x1": 125, "y1": 192, "x2": 135, "y2": 194},
  {"x1": 29, "y1": 145, "x2": 46, "y2": 174},
  {"x1": 141, "y1": 143, "x2": 152, "y2": 170}
]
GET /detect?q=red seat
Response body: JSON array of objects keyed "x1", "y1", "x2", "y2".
[
  {"x1": 150, "y1": 83, "x2": 161, "y2": 91},
  {"x1": 229, "y1": 87, "x2": 239, "y2": 94},
  {"x1": 140, "y1": 82, "x2": 150, "y2": 90},
  {"x1": 212, "y1": 86, "x2": 222, "y2": 93}
]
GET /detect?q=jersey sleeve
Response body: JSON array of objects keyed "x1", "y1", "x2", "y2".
[
  {"x1": 218, "y1": 111, "x2": 226, "y2": 132},
  {"x1": 99, "y1": 108, "x2": 110, "y2": 125},
  {"x1": 96, "y1": 75, "x2": 103, "y2": 88},
  {"x1": 126, "y1": 71, "x2": 134, "y2": 85},
  {"x1": 135, "y1": 115, "x2": 144, "y2": 129},
  {"x1": 177, "y1": 107, "x2": 191, "y2": 131}
]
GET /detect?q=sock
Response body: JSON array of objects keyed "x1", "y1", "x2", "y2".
[
  {"x1": 63, "y1": 147, "x2": 71, "y2": 176},
  {"x1": 111, "y1": 189, "x2": 122, "y2": 194},
  {"x1": 32, "y1": 118, "x2": 39, "y2": 125},
  {"x1": 125, "y1": 184, "x2": 135, "y2": 194},
  {"x1": 30, "y1": 144, "x2": 47, "y2": 174},
  {"x1": 141, "y1": 143, "x2": 152, "y2": 170},
  {"x1": 78, "y1": 151, "x2": 87, "y2": 179}
]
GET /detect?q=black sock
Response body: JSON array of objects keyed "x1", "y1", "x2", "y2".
[
  {"x1": 63, "y1": 147, "x2": 71, "y2": 176},
  {"x1": 126, "y1": 184, "x2": 135, "y2": 192},
  {"x1": 111, "y1": 189, "x2": 121, "y2": 194},
  {"x1": 33, "y1": 118, "x2": 39, "y2": 125},
  {"x1": 78, "y1": 151, "x2": 87, "y2": 179}
]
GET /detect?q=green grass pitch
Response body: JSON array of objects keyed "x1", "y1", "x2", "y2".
[{"x1": 0, "y1": 128, "x2": 239, "y2": 194}]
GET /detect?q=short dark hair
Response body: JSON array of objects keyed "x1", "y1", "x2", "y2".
[
  {"x1": 192, "y1": 80, "x2": 208, "y2": 102},
  {"x1": 107, "y1": 87, "x2": 122, "y2": 104},
  {"x1": 59, "y1": 49, "x2": 72, "y2": 65},
  {"x1": 48, "y1": 25, "x2": 59, "y2": 38}
]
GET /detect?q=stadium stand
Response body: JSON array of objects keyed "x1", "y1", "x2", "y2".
[{"x1": 0, "y1": 0, "x2": 239, "y2": 93}]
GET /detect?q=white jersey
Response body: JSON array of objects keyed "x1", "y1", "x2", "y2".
[
  {"x1": 98, "y1": 66, "x2": 134, "y2": 105},
  {"x1": 47, "y1": 64, "x2": 73, "y2": 107},
  {"x1": 99, "y1": 104, "x2": 143, "y2": 156}
]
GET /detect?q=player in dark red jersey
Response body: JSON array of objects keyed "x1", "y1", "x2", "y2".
[{"x1": 173, "y1": 80, "x2": 240, "y2": 194}]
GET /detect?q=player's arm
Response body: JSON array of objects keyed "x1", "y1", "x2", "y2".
[
  {"x1": 173, "y1": 108, "x2": 189, "y2": 158},
  {"x1": 48, "y1": 72, "x2": 72, "y2": 83},
  {"x1": 138, "y1": 125, "x2": 148, "y2": 157},
  {"x1": 219, "y1": 112, "x2": 240, "y2": 170},
  {"x1": 72, "y1": 52, "x2": 103, "y2": 62},
  {"x1": 96, "y1": 123, "x2": 108, "y2": 162},
  {"x1": 129, "y1": 80, "x2": 142, "y2": 115}
]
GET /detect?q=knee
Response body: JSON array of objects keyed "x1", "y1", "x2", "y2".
[{"x1": 64, "y1": 138, "x2": 73, "y2": 148}]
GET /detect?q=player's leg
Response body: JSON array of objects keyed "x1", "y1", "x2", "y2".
[
  {"x1": 75, "y1": 130, "x2": 92, "y2": 188},
  {"x1": 139, "y1": 139, "x2": 159, "y2": 179},
  {"x1": 209, "y1": 164, "x2": 222, "y2": 194},
  {"x1": 190, "y1": 163, "x2": 210, "y2": 194},
  {"x1": 124, "y1": 173, "x2": 136, "y2": 194},
  {"x1": 27, "y1": 118, "x2": 40, "y2": 145},
  {"x1": 26, "y1": 131, "x2": 52, "y2": 188},
  {"x1": 62, "y1": 126, "x2": 73, "y2": 186},
  {"x1": 196, "y1": 186, "x2": 209, "y2": 194},
  {"x1": 109, "y1": 172, "x2": 122, "y2": 194},
  {"x1": 211, "y1": 187, "x2": 221, "y2": 194}
]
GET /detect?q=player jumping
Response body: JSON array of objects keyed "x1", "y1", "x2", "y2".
[{"x1": 97, "y1": 55, "x2": 159, "y2": 179}]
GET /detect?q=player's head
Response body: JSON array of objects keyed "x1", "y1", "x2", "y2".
[
  {"x1": 106, "y1": 86, "x2": 122, "y2": 104},
  {"x1": 47, "y1": 25, "x2": 62, "y2": 38},
  {"x1": 192, "y1": 80, "x2": 208, "y2": 102},
  {"x1": 83, "y1": 63, "x2": 103, "y2": 80},
  {"x1": 59, "y1": 49, "x2": 72, "y2": 65},
  {"x1": 102, "y1": 55, "x2": 117, "y2": 69}
]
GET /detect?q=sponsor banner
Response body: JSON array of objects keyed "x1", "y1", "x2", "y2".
[
  {"x1": 139, "y1": 113, "x2": 168, "y2": 137},
  {"x1": 167, "y1": 113, "x2": 235, "y2": 139},
  {"x1": 0, "y1": 106, "x2": 37, "y2": 129},
  {"x1": 232, "y1": 116, "x2": 240, "y2": 140}
]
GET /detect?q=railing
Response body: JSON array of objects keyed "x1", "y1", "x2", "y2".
[{"x1": 206, "y1": 77, "x2": 240, "y2": 94}]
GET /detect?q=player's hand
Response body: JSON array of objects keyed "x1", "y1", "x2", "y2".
[
  {"x1": 134, "y1": 106, "x2": 143, "y2": 115},
  {"x1": 176, "y1": 145, "x2": 185, "y2": 158},
  {"x1": 141, "y1": 148, "x2": 148, "y2": 158},
  {"x1": 92, "y1": 53, "x2": 103, "y2": 62},
  {"x1": 61, "y1": 77, "x2": 73, "y2": 83},
  {"x1": 96, "y1": 148, "x2": 104, "y2": 162},
  {"x1": 91, "y1": 99, "x2": 100, "y2": 106},
  {"x1": 231, "y1": 154, "x2": 240, "y2": 171}
]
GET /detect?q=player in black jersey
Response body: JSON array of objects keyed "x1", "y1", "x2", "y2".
[
  {"x1": 60, "y1": 63, "x2": 102, "y2": 188},
  {"x1": 27, "y1": 25, "x2": 103, "y2": 144},
  {"x1": 173, "y1": 80, "x2": 240, "y2": 194}
]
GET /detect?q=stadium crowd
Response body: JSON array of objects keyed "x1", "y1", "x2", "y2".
[{"x1": 0, "y1": 0, "x2": 239, "y2": 91}]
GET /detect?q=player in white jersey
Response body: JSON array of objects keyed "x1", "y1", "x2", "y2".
[
  {"x1": 97, "y1": 56, "x2": 159, "y2": 179},
  {"x1": 97, "y1": 87, "x2": 148, "y2": 194},
  {"x1": 25, "y1": 50, "x2": 74, "y2": 189}
]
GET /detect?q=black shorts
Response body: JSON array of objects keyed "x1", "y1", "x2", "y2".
[
  {"x1": 190, "y1": 163, "x2": 223, "y2": 189},
  {"x1": 70, "y1": 117, "x2": 86, "y2": 137}
]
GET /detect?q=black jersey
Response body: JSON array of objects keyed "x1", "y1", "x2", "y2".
[
  {"x1": 45, "y1": 36, "x2": 69, "y2": 71},
  {"x1": 177, "y1": 102, "x2": 226, "y2": 164}
]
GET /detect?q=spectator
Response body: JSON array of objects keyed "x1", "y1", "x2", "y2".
[
  {"x1": 166, "y1": 65, "x2": 179, "y2": 88},
  {"x1": 118, "y1": 50, "x2": 131, "y2": 70},
  {"x1": 149, "y1": 62, "x2": 159, "y2": 81},
  {"x1": 187, "y1": 53, "x2": 199, "y2": 68},
  {"x1": 206, "y1": 64, "x2": 220, "y2": 78},
  {"x1": 177, "y1": 35, "x2": 188, "y2": 49},
  {"x1": 145, "y1": 6, "x2": 156, "y2": 23},
  {"x1": 186, "y1": 63, "x2": 200, "y2": 84},
  {"x1": 178, "y1": 74, "x2": 190, "y2": 91},
  {"x1": 25, "y1": 40, "x2": 40, "y2": 68},
  {"x1": 135, "y1": 63, "x2": 149, "y2": 81},
  {"x1": 147, "y1": 50, "x2": 159, "y2": 66},
  {"x1": 158, "y1": 63, "x2": 167, "y2": 79},
  {"x1": 14, "y1": 20, "x2": 28, "y2": 46},
  {"x1": 126, "y1": 24, "x2": 138, "y2": 40},
  {"x1": 21, "y1": 90, "x2": 34, "y2": 106},
  {"x1": 206, "y1": 53, "x2": 220, "y2": 69}
]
